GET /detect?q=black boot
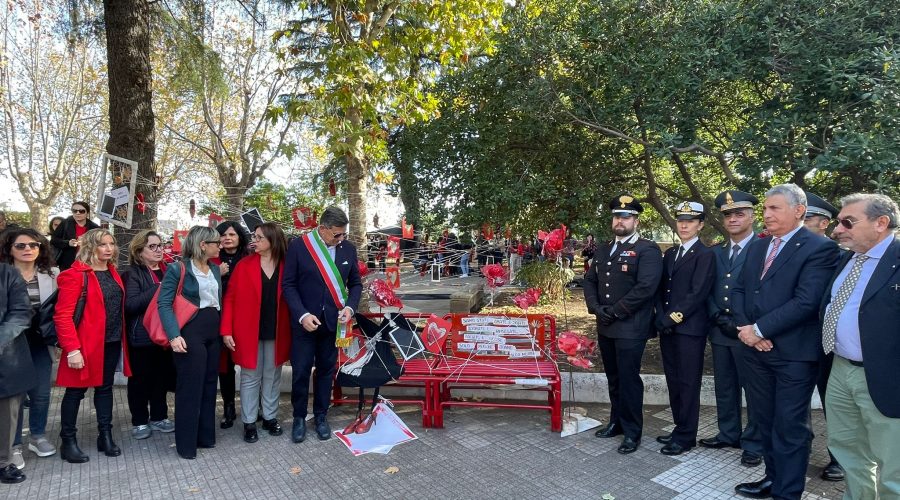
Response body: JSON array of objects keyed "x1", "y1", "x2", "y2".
[
  {"x1": 221, "y1": 402, "x2": 236, "y2": 429},
  {"x1": 97, "y1": 430, "x2": 121, "y2": 457},
  {"x1": 60, "y1": 436, "x2": 90, "y2": 463}
]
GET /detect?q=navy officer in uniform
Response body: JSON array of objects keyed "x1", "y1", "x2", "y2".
[
  {"x1": 584, "y1": 194, "x2": 663, "y2": 454},
  {"x1": 700, "y1": 190, "x2": 764, "y2": 466},
  {"x1": 802, "y1": 191, "x2": 845, "y2": 482},
  {"x1": 654, "y1": 202, "x2": 716, "y2": 455},
  {"x1": 803, "y1": 192, "x2": 838, "y2": 238}
]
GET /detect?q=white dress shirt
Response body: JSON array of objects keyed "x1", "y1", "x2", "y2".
[{"x1": 192, "y1": 263, "x2": 220, "y2": 310}]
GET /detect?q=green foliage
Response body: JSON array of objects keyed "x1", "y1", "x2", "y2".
[
  {"x1": 516, "y1": 261, "x2": 575, "y2": 304},
  {"x1": 394, "y1": 0, "x2": 900, "y2": 237},
  {"x1": 201, "y1": 180, "x2": 327, "y2": 233}
]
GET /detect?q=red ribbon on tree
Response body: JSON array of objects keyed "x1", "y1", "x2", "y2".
[
  {"x1": 135, "y1": 192, "x2": 146, "y2": 214},
  {"x1": 328, "y1": 178, "x2": 337, "y2": 197}
]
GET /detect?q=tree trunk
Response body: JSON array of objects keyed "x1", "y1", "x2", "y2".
[
  {"x1": 223, "y1": 185, "x2": 246, "y2": 220},
  {"x1": 103, "y1": 0, "x2": 156, "y2": 252},
  {"x1": 28, "y1": 202, "x2": 51, "y2": 233},
  {"x1": 345, "y1": 106, "x2": 368, "y2": 260}
]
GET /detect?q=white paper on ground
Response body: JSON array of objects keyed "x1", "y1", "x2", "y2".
[
  {"x1": 335, "y1": 403, "x2": 418, "y2": 456},
  {"x1": 560, "y1": 406, "x2": 602, "y2": 438}
]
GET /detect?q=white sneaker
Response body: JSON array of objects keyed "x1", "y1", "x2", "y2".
[
  {"x1": 27, "y1": 436, "x2": 56, "y2": 457},
  {"x1": 10, "y1": 445, "x2": 24, "y2": 470},
  {"x1": 132, "y1": 424, "x2": 152, "y2": 440},
  {"x1": 461, "y1": 274, "x2": 469, "y2": 277}
]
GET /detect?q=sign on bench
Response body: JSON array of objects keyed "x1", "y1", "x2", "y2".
[{"x1": 449, "y1": 314, "x2": 548, "y2": 360}]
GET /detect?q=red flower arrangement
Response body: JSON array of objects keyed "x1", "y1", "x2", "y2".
[
  {"x1": 481, "y1": 263, "x2": 508, "y2": 289},
  {"x1": 368, "y1": 279, "x2": 403, "y2": 309},
  {"x1": 513, "y1": 288, "x2": 542, "y2": 310},
  {"x1": 557, "y1": 331, "x2": 597, "y2": 369}
]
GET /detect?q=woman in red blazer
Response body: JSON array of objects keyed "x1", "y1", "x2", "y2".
[
  {"x1": 54, "y1": 228, "x2": 131, "y2": 463},
  {"x1": 221, "y1": 223, "x2": 291, "y2": 443}
]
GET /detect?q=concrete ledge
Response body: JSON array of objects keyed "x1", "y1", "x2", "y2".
[
  {"x1": 449, "y1": 284, "x2": 484, "y2": 313},
  {"x1": 115, "y1": 368, "x2": 823, "y2": 409}
]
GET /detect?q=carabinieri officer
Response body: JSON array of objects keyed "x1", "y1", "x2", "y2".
[{"x1": 584, "y1": 194, "x2": 663, "y2": 454}]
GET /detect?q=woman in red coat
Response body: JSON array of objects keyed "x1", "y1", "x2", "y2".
[
  {"x1": 221, "y1": 223, "x2": 291, "y2": 443},
  {"x1": 54, "y1": 229, "x2": 130, "y2": 463}
]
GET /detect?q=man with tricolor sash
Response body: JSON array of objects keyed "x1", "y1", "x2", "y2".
[{"x1": 283, "y1": 206, "x2": 363, "y2": 443}]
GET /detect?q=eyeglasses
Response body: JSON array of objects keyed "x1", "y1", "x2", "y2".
[
  {"x1": 323, "y1": 227, "x2": 347, "y2": 239},
  {"x1": 250, "y1": 234, "x2": 265, "y2": 241},
  {"x1": 837, "y1": 217, "x2": 863, "y2": 230},
  {"x1": 204, "y1": 240, "x2": 222, "y2": 246},
  {"x1": 146, "y1": 244, "x2": 162, "y2": 251},
  {"x1": 71, "y1": 208, "x2": 87, "y2": 214},
  {"x1": 13, "y1": 242, "x2": 41, "y2": 250}
]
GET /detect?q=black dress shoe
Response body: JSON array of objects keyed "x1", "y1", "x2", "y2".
[
  {"x1": 197, "y1": 443, "x2": 215, "y2": 449},
  {"x1": 594, "y1": 422, "x2": 623, "y2": 438},
  {"x1": 292, "y1": 418, "x2": 307, "y2": 443},
  {"x1": 0, "y1": 464, "x2": 25, "y2": 484},
  {"x1": 617, "y1": 437, "x2": 639, "y2": 454},
  {"x1": 177, "y1": 452, "x2": 196, "y2": 460},
  {"x1": 314, "y1": 416, "x2": 331, "y2": 441},
  {"x1": 220, "y1": 402, "x2": 236, "y2": 429},
  {"x1": 699, "y1": 436, "x2": 740, "y2": 449},
  {"x1": 741, "y1": 451, "x2": 763, "y2": 467},
  {"x1": 656, "y1": 434, "x2": 673, "y2": 445},
  {"x1": 262, "y1": 418, "x2": 283, "y2": 436},
  {"x1": 243, "y1": 423, "x2": 259, "y2": 443},
  {"x1": 734, "y1": 479, "x2": 773, "y2": 498},
  {"x1": 660, "y1": 442, "x2": 693, "y2": 456},
  {"x1": 821, "y1": 459, "x2": 845, "y2": 481}
]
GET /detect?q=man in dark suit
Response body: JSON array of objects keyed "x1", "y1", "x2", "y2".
[
  {"x1": 731, "y1": 184, "x2": 840, "y2": 499},
  {"x1": 821, "y1": 193, "x2": 900, "y2": 499},
  {"x1": 283, "y1": 206, "x2": 362, "y2": 443},
  {"x1": 802, "y1": 191, "x2": 846, "y2": 481},
  {"x1": 584, "y1": 194, "x2": 663, "y2": 454},
  {"x1": 654, "y1": 202, "x2": 716, "y2": 455},
  {"x1": 700, "y1": 190, "x2": 764, "y2": 467}
]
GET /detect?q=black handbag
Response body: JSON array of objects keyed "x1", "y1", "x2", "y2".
[{"x1": 36, "y1": 273, "x2": 88, "y2": 347}]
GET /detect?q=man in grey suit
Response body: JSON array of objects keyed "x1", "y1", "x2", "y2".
[{"x1": 700, "y1": 190, "x2": 764, "y2": 467}]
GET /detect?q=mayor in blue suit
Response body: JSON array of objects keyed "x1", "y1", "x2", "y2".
[
  {"x1": 283, "y1": 206, "x2": 362, "y2": 443},
  {"x1": 731, "y1": 184, "x2": 839, "y2": 500},
  {"x1": 821, "y1": 193, "x2": 900, "y2": 499}
]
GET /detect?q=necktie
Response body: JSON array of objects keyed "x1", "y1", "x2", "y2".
[
  {"x1": 729, "y1": 243, "x2": 741, "y2": 267},
  {"x1": 822, "y1": 254, "x2": 870, "y2": 354},
  {"x1": 674, "y1": 245, "x2": 685, "y2": 263},
  {"x1": 760, "y1": 237, "x2": 782, "y2": 278}
]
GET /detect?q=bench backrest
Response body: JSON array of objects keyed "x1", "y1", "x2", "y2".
[{"x1": 447, "y1": 313, "x2": 556, "y2": 361}]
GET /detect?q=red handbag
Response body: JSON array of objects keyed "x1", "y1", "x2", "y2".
[{"x1": 143, "y1": 263, "x2": 199, "y2": 348}]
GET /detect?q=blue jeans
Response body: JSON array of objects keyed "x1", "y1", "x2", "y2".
[
  {"x1": 460, "y1": 253, "x2": 470, "y2": 275},
  {"x1": 15, "y1": 341, "x2": 53, "y2": 442}
]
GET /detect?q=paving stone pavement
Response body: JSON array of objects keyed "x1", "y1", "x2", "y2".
[{"x1": 1, "y1": 388, "x2": 846, "y2": 499}]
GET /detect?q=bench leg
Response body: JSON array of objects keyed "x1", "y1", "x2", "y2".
[
  {"x1": 550, "y1": 380, "x2": 562, "y2": 432},
  {"x1": 433, "y1": 382, "x2": 445, "y2": 428}
]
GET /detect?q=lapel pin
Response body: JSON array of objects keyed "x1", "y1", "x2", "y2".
[{"x1": 892, "y1": 283, "x2": 900, "y2": 291}]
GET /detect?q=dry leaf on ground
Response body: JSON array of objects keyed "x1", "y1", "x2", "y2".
[
  {"x1": 384, "y1": 466, "x2": 400, "y2": 474},
  {"x1": 289, "y1": 466, "x2": 302, "y2": 475}
]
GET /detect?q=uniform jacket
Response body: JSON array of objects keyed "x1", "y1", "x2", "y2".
[
  {"x1": 707, "y1": 240, "x2": 753, "y2": 346},
  {"x1": 820, "y1": 237, "x2": 900, "y2": 418},
  {"x1": 50, "y1": 217, "x2": 99, "y2": 270},
  {"x1": 157, "y1": 260, "x2": 223, "y2": 341},
  {"x1": 0, "y1": 263, "x2": 35, "y2": 398},
  {"x1": 656, "y1": 241, "x2": 716, "y2": 336},
  {"x1": 54, "y1": 261, "x2": 131, "y2": 387},
  {"x1": 584, "y1": 233, "x2": 663, "y2": 339},
  {"x1": 283, "y1": 235, "x2": 363, "y2": 333},
  {"x1": 732, "y1": 226, "x2": 839, "y2": 362},
  {"x1": 123, "y1": 263, "x2": 166, "y2": 347},
  {"x1": 220, "y1": 253, "x2": 291, "y2": 369}
]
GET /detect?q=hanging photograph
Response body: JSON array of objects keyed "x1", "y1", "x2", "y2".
[{"x1": 96, "y1": 153, "x2": 139, "y2": 229}]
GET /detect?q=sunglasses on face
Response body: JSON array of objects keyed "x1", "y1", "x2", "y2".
[
  {"x1": 324, "y1": 228, "x2": 347, "y2": 239},
  {"x1": 13, "y1": 242, "x2": 41, "y2": 250},
  {"x1": 837, "y1": 217, "x2": 863, "y2": 230},
  {"x1": 204, "y1": 240, "x2": 221, "y2": 246},
  {"x1": 146, "y1": 244, "x2": 162, "y2": 251},
  {"x1": 72, "y1": 208, "x2": 87, "y2": 214}
]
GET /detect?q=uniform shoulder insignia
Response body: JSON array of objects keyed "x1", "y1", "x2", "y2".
[{"x1": 669, "y1": 312, "x2": 684, "y2": 324}]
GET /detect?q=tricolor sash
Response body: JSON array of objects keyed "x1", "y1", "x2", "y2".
[{"x1": 302, "y1": 230, "x2": 352, "y2": 347}]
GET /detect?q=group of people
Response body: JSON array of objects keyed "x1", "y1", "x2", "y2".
[
  {"x1": 584, "y1": 185, "x2": 899, "y2": 500},
  {"x1": 0, "y1": 205, "x2": 361, "y2": 484}
]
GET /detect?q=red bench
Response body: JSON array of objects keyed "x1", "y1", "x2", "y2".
[{"x1": 430, "y1": 314, "x2": 562, "y2": 431}]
